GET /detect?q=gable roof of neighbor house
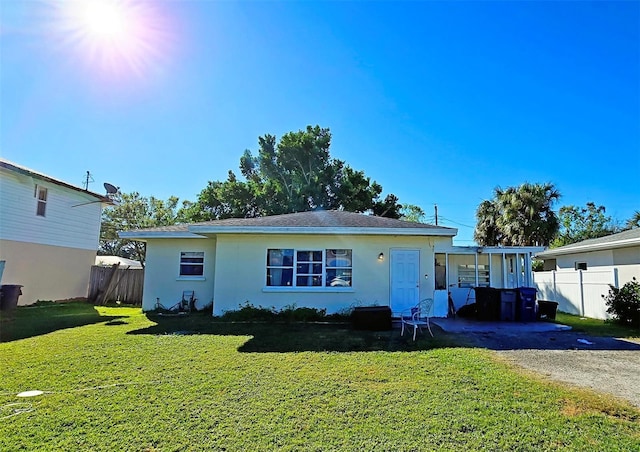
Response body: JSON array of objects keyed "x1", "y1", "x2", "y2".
[
  {"x1": 0, "y1": 158, "x2": 112, "y2": 203},
  {"x1": 535, "y1": 228, "x2": 640, "y2": 259},
  {"x1": 119, "y1": 210, "x2": 458, "y2": 240}
]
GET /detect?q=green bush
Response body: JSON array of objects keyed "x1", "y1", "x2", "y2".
[
  {"x1": 280, "y1": 304, "x2": 327, "y2": 322},
  {"x1": 218, "y1": 302, "x2": 348, "y2": 323},
  {"x1": 219, "y1": 301, "x2": 278, "y2": 321},
  {"x1": 603, "y1": 277, "x2": 640, "y2": 328}
]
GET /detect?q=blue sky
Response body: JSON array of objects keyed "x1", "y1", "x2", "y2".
[{"x1": 2, "y1": 1, "x2": 638, "y2": 244}]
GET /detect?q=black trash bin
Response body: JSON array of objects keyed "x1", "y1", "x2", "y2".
[
  {"x1": 474, "y1": 287, "x2": 500, "y2": 321},
  {"x1": 0, "y1": 285, "x2": 23, "y2": 310},
  {"x1": 537, "y1": 300, "x2": 559, "y2": 320},
  {"x1": 517, "y1": 287, "x2": 538, "y2": 322}
]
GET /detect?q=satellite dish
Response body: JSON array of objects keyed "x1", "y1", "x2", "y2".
[{"x1": 104, "y1": 182, "x2": 119, "y2": 195}]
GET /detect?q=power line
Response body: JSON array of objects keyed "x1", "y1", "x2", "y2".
[{"x1": 439, "y1": 216, "x2": 475, "y2": 229}]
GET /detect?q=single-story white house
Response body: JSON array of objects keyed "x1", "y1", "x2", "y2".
[
  {"x1": 533, "y1": 228, "x2": 640, "y2": 319},
  {"x1": 120, "y1": 210, "x2": 543, "y2": 317}
]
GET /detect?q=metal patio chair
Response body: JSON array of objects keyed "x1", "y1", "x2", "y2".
[{"x1": 400, "y1": 298, "x2": 434, "y2": 340}]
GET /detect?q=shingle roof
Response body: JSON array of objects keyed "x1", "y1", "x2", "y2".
[
  {"x1": 536, "y1": 228, "x2": 640, "y2": 258},
  {"x1": 120, "y1": 210, "x2": 457, "y2": 238}
]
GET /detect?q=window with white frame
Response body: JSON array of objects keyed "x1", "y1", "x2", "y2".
[
  {"x1": 267, "y1": 248, "x2": 352, "y2": 288},
  {"x1": 326, "y1": 249, "x2": 352, "y2": 287},
  {"x1": 180, "y1": 251, "x2": 204, "y2": 276},
  {"x1": 35, "y1": 186, "x2": 47, "y2": 217},
  {"x1": 457, "y1": 264, "x2": 490, "y2": 288}
]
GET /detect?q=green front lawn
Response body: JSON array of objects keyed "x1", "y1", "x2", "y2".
[
  {"x1": 555, "y1": 311, "x2": 640, "y2": 340},
  {"x1": 1, "y1": 303, "x2": 638, "y2": 450}
]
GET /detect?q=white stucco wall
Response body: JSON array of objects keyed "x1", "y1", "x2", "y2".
[
  {"x1": 0, "y1": 239, "x2": 96, "y2": 304},
  {"x1": 613, "y1": 246, "x2": 640, "y2": 284},
  {"x1": 554, "y1": 249, "x2": 614, "y2": 269},
  {"x1": 141, "y1": 237, "x2": 216, "y2": 311},
  {"x1": 211, "y1": 234, "x2": 438, "y2": 315}
]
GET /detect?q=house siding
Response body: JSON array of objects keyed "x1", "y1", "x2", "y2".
[
  {"x1": 140, "y1": 234, "x2": 440, "y2": 315},
  {"x1": 613, "y1": 246, "x2": 640, "y2": 286},
  {"x1": 555, "y1": 250, "x2": 614, "y2": 269},
  {"x1": 0, "y1": 168, "x2": 103, "y2": 250},
  {"x1": 212, "y1": 234, "x2": 436, "y2": 316},
  {"x1": 141, "y1": 238, "x2": 216, "y2": 312},
  {"x1": 0, "y1": 239, "x2": 96, "y2": 304}
]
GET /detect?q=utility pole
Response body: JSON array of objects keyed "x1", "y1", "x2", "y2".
[{"x1": 434, "y1": 204, "x2": 438, "y2": 226}]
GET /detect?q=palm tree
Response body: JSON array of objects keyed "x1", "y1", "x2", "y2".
[
  {"x1": 474, "y1": 199, "x2": 502, "y2": 245},
  {"x1": 474, "y1": 183, "x2": 561, "y2": 246},
  {"x1": 626, "y1": 210, "x2": 640, "y2": 229}
]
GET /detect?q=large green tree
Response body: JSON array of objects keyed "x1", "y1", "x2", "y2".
[
  {"x1": 474, "y1": 182, "x2": 561, "y2": 246},
  {"x1": 181, "y1": 125, "x2": 402, "y2": 220},
  {"x1": 552, "y1": 202, "x2": 617, "y2": 247},
  {"x1": 399, "y1": 204, "x2": 427, "y2": 223},
  {"x1": 100, "y1": 192, "x2": 182, "y2": 266}
]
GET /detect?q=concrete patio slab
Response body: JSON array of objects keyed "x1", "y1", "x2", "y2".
[{"x1": 431, "y1": 318, "x2": 572, "y2": 334}]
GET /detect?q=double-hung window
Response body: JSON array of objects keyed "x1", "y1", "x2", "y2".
[
  {"x1": 267, "y1": 249, "x2": 352, "y2": 288},
  {"x1": 180, "y1": 251, "x2": 204, "y2": 276},
  {"x1": 35, "y1": 186, "x2": 47, "y2": 217}
]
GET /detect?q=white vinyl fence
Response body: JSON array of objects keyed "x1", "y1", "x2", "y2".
[{"x1": 533, "y1": 269, "x2": 618, "y2": 319}]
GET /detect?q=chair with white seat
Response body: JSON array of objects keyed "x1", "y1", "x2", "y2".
[{"x1": 400, "y1": 298, "x2": 434, "y2": 340}]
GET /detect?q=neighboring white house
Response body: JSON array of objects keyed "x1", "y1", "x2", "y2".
[
  {"x1": 0, "y1": 159, "x2": 111, "y2": 305},
  {"x1": 95, "y1": 255, "x2": 143, "y2": 269},
  {"x1": 120, "y1": 210, "x2": 543, "y2": 317},
  {"x1": 534, "y1": 228, "x2": 640, "y2": 319}
]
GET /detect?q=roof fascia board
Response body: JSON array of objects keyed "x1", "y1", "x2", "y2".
[
  {"x1": 536, "y1": 239, "x2": 640, "y2": 258},
  {"x1": 118, "y1": 232, "x2": 206, "y2": 240},
  {"x1": 436, "y1": 246, "x2": 544, "y2": 254},
  {"x1": 188, "y1": 226, "x2": 458, "y2": 236}
]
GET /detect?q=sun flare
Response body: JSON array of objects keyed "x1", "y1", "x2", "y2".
[
  {"x1": 51, "y1": 0, "x2": 173, "y2": 80},
  {"x1": 76, "y1": 1, "x2": 131, "y2": 41}
]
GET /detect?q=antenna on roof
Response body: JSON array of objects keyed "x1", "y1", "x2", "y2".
[{"x1": 83, "y1": 171, "x2": 94, "y2": 190}]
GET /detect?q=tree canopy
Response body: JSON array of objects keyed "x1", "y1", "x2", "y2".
[
  {"x1": 399, "y1": 204, "x2": 427, "y2": 223},
  {"x1": 99, "y1": 192, "x2": 182, "y2": 266},
  {"x1": 180, "y1": 125, "x2": 402, "y2": 221},
  {"x1": 474, "y1": 183, "x2": 561, "y2": 246},
  {"x1": 552, "y1": 202, "x2": 617, "y2": 247}
]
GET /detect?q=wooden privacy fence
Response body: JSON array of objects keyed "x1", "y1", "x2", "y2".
[{"x1": 88, "y1": 264, "x2": 144, "y2": 305}]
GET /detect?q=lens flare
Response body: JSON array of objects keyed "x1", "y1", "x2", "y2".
[{"x1": 49, "y1": 0, "x2": 174, "y2": 81}]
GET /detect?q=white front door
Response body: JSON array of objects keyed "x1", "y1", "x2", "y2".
[{"x1": 390, "y1": 249, "x2": 420, "y2": 315}]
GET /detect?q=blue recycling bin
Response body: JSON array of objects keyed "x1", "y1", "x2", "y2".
[{"x1": 517, "y1": 287, "x2": 538, "y2": 322}]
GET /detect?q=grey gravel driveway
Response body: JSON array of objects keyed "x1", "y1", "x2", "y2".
[{"x1": 432, "y1": 318, "x2": 640, "y2": 408}]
